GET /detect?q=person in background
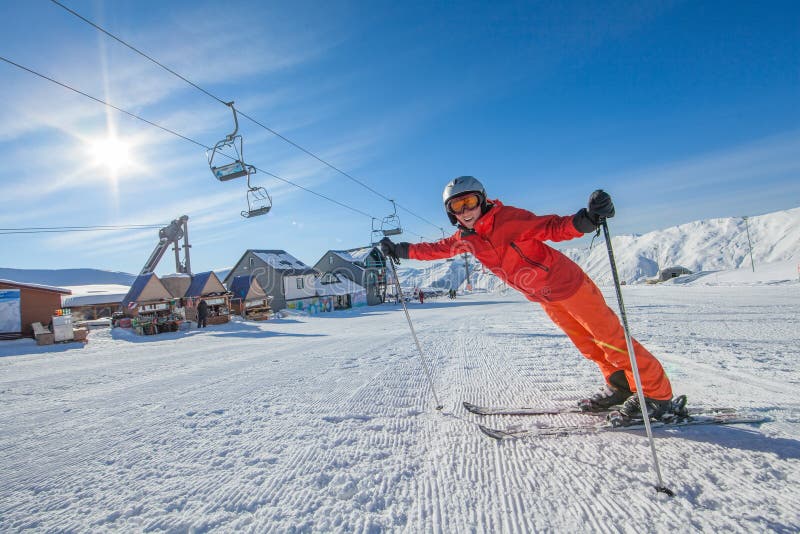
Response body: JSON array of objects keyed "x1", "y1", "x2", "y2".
[
  {"x1": 197, "y1": 299, "x2": 208, "y2": 329},
  {"x1": 380, "y1": 176, "x2": 675, "y2": 423}
]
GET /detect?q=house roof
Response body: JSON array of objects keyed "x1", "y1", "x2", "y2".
[
  {"x1": 63, "y1": 292, "x2": 127, "y2": 307},
  {"x1": 330, "y1": 246, "x2": 384, "y2": 267},
  {"x1": 228, "y1": 275, "x2": 267, "y2": 300},
  {"x1": 185, "y1": 271, "x2": 227, "y2": 297},
  {"x1": 251, "y1": 250, "x2": 317, "y2": 275},
  {"x1": 0, "y1": 279, "x2": 72, "y2": 295},
  {"x1": 122, "y1": 273, "x2": 157, "y2": 307}
]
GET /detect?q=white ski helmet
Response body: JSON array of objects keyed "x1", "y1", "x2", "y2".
[{"x1": 443, "y1": 176, "x2": 487, "y2": 225}]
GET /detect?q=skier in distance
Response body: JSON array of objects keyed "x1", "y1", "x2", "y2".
[{"x1": 380, "y1": 176, "x2": 674, "y2": 421}]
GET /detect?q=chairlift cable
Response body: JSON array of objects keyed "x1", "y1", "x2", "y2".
[
  {"x1": 0, "y1": 55, "x2": 421, "y2": 230},
  {"x1": 48, "y1": 0, "x2": 229, "y2": 107},
  {"x1": 0, "y1": 224, "x2": 162, "y2": 231},
  {"x1": 49, "y1": 0, "x2": 444, "y2": 233},
  {"x1": 0, "y1": 56, "x2": 434, "y2": 239},
  {"x1": 0, "y1": 56, "x2": 206, "y2": 150},
  {"x1": 0, "y1": 226, "x2": 162, "y2": 235}
]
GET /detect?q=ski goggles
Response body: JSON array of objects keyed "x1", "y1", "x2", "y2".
[{"x1": 447, "y1": 193, "x2": 482, "y2": 214}]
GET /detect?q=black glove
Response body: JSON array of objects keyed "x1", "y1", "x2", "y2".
[
  {"x1": 379, "y1": 237, "x2": 409, "y2": 262},
  {"x1": 588, "y1": 189, "x2": 615, "y2": 221},
  {"x1": 572, "y1": 189, "x2": 615, "y2": 233}
]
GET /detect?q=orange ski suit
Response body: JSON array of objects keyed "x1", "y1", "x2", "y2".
[{"x1": 407, "y1": 200, "x2": 672, "y2": 400}]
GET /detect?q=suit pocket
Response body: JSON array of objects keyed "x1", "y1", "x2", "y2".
[{"x1": 510, "y1": 242, "x2": 550, "y2": 272}]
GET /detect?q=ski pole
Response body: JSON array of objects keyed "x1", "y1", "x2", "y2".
[
  {"x1": 601, "y1": 219, "x2": 674, "y2": 497},
  {"x1": 387, "y1": 257, "x2": 444, "y2": 410}
]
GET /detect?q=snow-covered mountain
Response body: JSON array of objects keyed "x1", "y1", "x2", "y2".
[
  {"x1": 3, "y1": 207, "x2": 798, "y2": 290},
  {"x1": 563, "y1": 206, "x2": 800, "y2": 284},
  {"x1": 398, "y1": 206, "x2": 800, "y2": 289},
  {"x1": 0, "y1": 268, "x2": 137, "y2": 287}
]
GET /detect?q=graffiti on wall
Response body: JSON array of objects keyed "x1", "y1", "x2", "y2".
[{"x1": 286, "y1": 296, "x2": 334, "y2": 315}]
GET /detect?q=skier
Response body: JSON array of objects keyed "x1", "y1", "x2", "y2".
[{"x1": 380, "y1": 176, "x2": 674, "y2": 422}]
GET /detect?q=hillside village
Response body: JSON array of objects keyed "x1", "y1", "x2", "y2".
[{"x1": 1, "y1": 206, "x2": 798, "y2": 342}]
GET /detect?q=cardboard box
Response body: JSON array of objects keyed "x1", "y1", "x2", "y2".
[
  {"x1": 73, "y1": 327, "x2": 88, "y2": 343},
  {"x1": 32, "y1": 322, "x2": 54, "y2": 346}
]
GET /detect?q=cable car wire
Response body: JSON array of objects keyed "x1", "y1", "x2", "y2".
[
  {"x1": 48, "y1": 0, "x2": 444, "y2": 232},
  {"x1": 0, "y1": 55, "x2": 431, "y2": 240},
  {"x1": 0, "y1": 225, "x2": 162, "y2": 231}
]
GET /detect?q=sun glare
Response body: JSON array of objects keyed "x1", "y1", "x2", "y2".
[{"x1": 89, "y1": 137, "x2": 132, "y2": 172}]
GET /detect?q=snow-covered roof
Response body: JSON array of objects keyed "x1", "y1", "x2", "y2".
[
  {"x1": 331, "y1": 247, "x2": 382, "y2": 267},
  {"x1": 63, "y1": 292, "x2": 127, "y2": 307},
  {"x1": 0, "y1": 279, "x2": 72, "y2": 294},
  {"x1": 314, "y1": 273, "x2": 366, "y2": 296},
  {"x1": 122, "y1": 274, "x2": 156, "y2": 307},
  {"x1": 64, "y1": 284, "x2": 131, "y2": 296},
  {"x1": 252, "y1": 250, "x2": 316, "y2": 275}
]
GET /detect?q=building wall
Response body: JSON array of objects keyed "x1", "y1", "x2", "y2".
[
  {"x1": 283, "y1": 274, "x2": 318, "y2": 301},
  {"x1": 140, "y1": 278, "x2": 172, "y2": 301},
  {"x1": 71, "y1": 303, "x2": 120, "y2": 321},
  {"x1": 0, "y1": 282, "x2": 65, "y2": 338},
  {"x1": 225, "y1": 253, "x2": 287, "y2": 311},
  {"x1": 314, "y1": 252, "x2": 384, "y2": 306}
]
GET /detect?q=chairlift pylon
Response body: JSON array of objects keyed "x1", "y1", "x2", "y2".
[
  {"x1": 207, "y1": 102, "x2": 254, "y2": 181},
  {"x1": 241, "y1": 174, "x2": 272, "y2": 219}
]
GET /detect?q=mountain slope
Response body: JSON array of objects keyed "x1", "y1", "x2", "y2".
[
  {"x1": 564, "y1": 206, "x2": 799, "y2": 284},
  {"x1": 398, "y1": 206, "x2": 800, "y2": 288}
]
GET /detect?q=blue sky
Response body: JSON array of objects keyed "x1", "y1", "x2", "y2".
[{"x1": 1, "y1": 0, "x2": 798, "y2": 275}]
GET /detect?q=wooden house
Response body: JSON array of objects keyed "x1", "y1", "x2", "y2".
[
  {"x1": 0, "y1": 279, "x2": 72, "y2": 339},
  {"x1": 161, "y1": 273, "x2": 192, "y2": 300},
  {"x1": 62, "y1": 285, "x2": 128, "y2": 322},
  {"x1": 227, "y1": 275, "x2": 272, "y2": 320},
  {"x1": 313, "y1": 246, "x2": 387, "y2": 305},
  {"x1": 184, "y1": 271, "x2": 230, "y2": 325},
  {"x1": 121, "y1": 274, "x2": 174, "y2": 317},
  {"x1": 223, "y1": 250, "x2": 318, "y2": 312}
]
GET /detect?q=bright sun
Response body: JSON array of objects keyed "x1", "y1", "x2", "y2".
[{"x1": 89, "y1": 137, "x2": 132, "y2": 172}]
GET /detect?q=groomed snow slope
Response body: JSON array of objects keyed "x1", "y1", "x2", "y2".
[{"x1": 1, "y1": 286, "x2": 798, "y2": 532}]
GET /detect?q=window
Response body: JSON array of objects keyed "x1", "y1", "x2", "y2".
[
  {"x1": 296, "y1": 278, "x2": 304, "y2": 290},
  {"x1": 249, "y1": 257, "x2": 256, "y2": 269},
  {"x1": 321, "y1": 273, "x2": 339, "y2": 285},
  {"x1": 329, "y1": 256, "x2": 333, "y2": 265}
]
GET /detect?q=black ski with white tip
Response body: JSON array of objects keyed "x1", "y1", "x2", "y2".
[
  {"x1": 463, "y1": 401, "x2": 595, "y2": 416},
  {"x1": 477, "y1": 410, "x2": 769, "y2": 440},
  {"x1": 463, "y1": 400, "x2": 737, "y2": 417}
]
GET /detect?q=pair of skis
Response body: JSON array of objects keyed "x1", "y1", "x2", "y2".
[{"x1": 463, "y1": 399, "x2": 769, "y2": 440}]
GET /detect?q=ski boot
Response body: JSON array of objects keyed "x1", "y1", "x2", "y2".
[
  {"x1": 607, "y1": 394, "x2": 674, "y2": 427},
  {"x1": 578, "y1": 370, "x2": 633, "y2": 412}
]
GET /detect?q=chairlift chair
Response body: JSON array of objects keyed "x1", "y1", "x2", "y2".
[
  {"x1": 241, "y1": 174, "x2": 272, "y2": 218},
  {"x1": 380, "y1": 200, "x2": 402, "y2": 236},
  {"x1": 207, "y1": 102, "x2": 253, "y2": 181}
]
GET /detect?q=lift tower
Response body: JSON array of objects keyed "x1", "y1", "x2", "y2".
[{"x1": 140, "y1": 215, "x2": 192, "y2": 275}]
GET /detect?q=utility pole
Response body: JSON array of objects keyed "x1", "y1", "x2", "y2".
[
  {"x1": 463, "y1": 253, "x2": 471, "y2": 291},
  {"x1": 743, "y1": 216, "x2": 755, "y2": 273}
]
